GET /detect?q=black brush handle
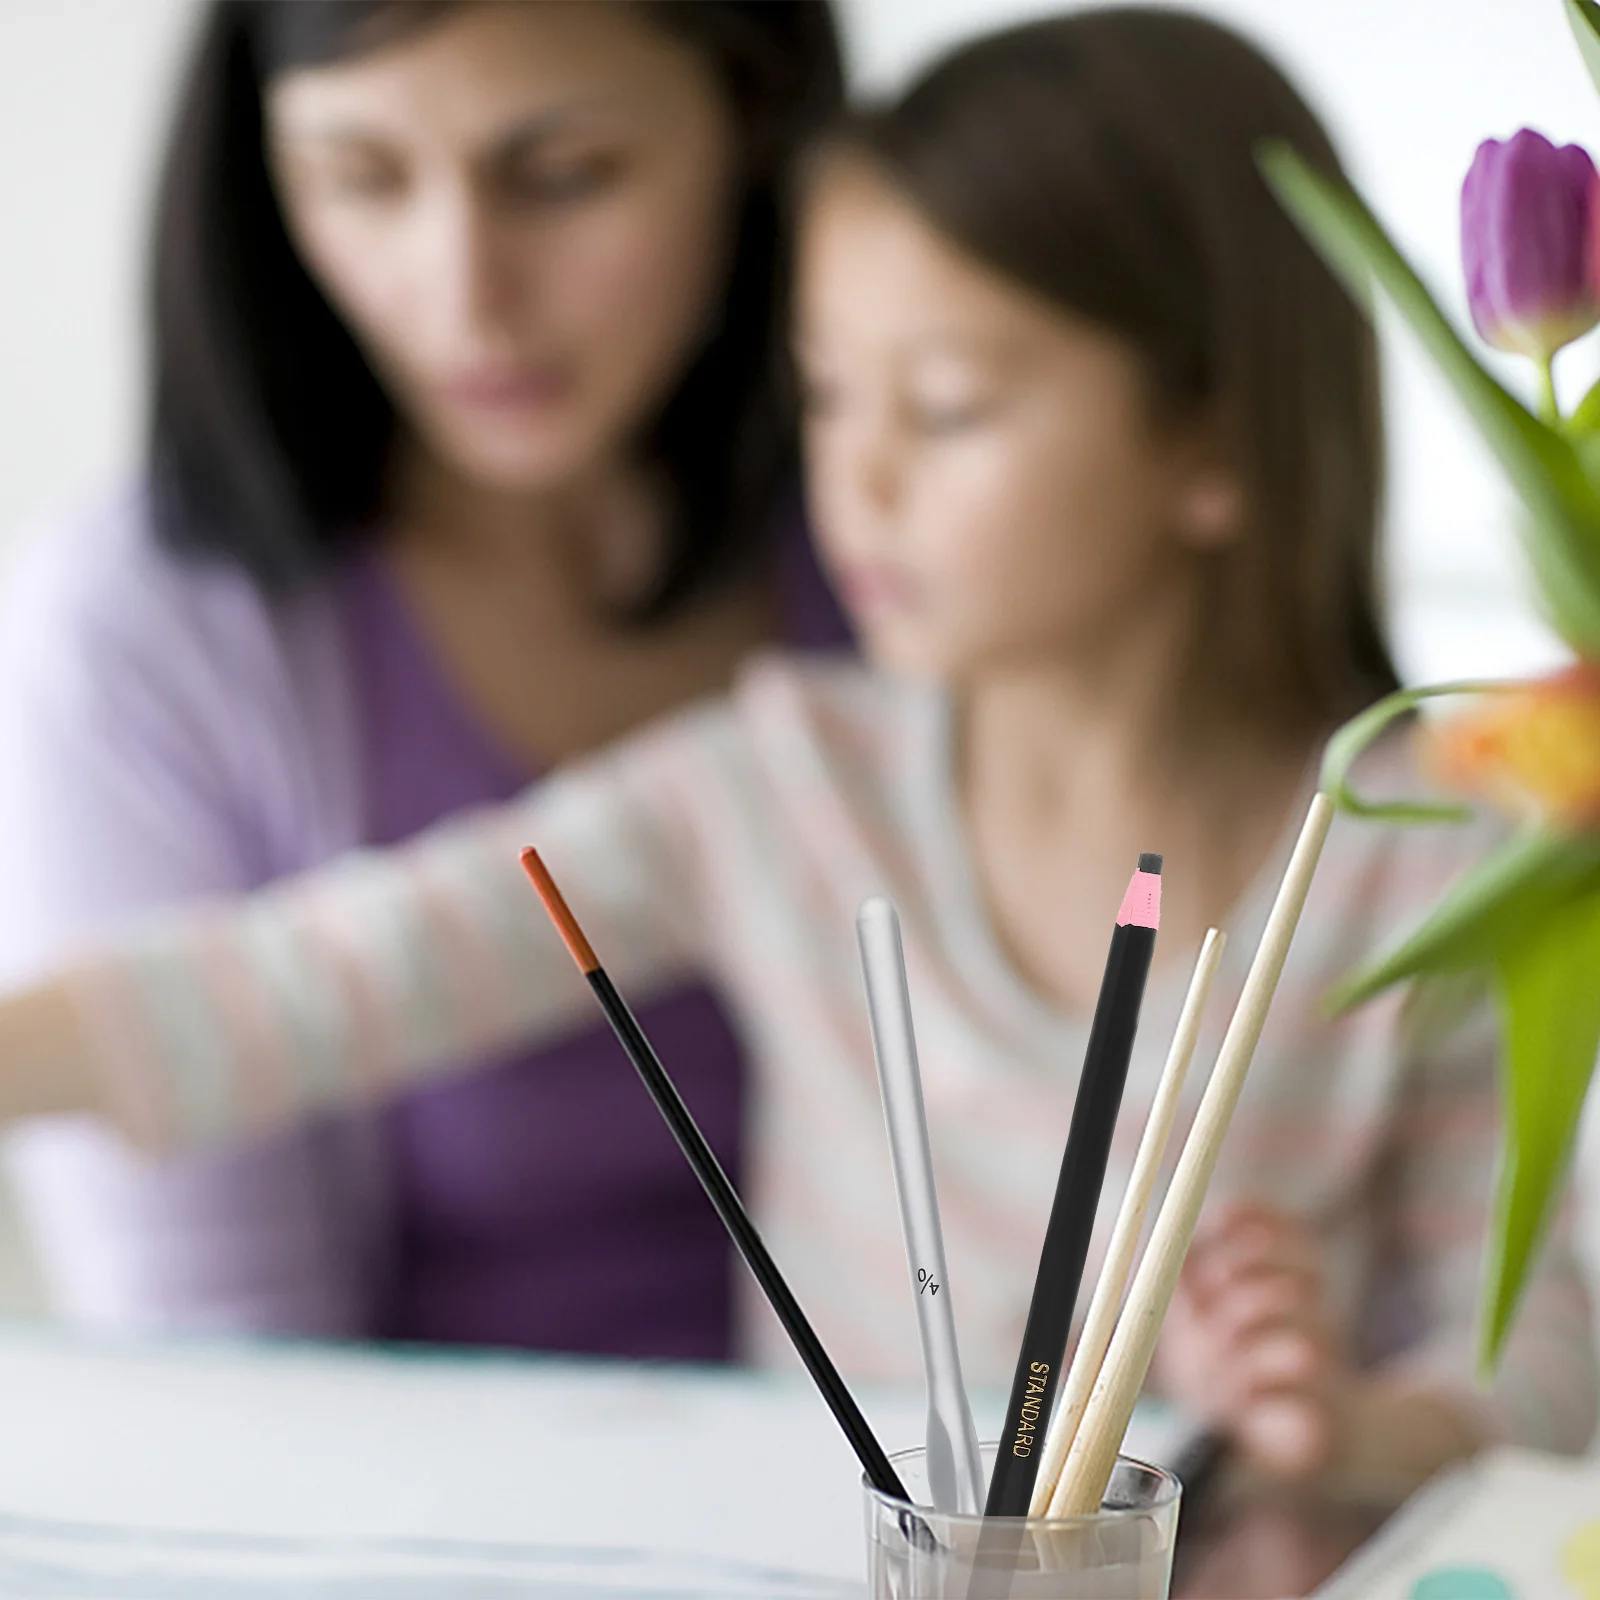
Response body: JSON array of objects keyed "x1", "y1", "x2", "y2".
[
  {"x1": 983, "y1": 920, "x2": 1157, "y2": 1517},
  {"x1": 586, "y1": 968, "x2": 909, "y2": 1504}
]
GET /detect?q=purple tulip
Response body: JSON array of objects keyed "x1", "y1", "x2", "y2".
[{"x1": 1461, "y1": 129, "x2": 1600, "y2": 360}]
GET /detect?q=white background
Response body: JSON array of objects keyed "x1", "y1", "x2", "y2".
[
  {"x1": 5, "y1": 0, "x2": 1600, "y2": 680},
  {"x1": 2, "y1": 2, "x2": 1599, "y2": 1318}
]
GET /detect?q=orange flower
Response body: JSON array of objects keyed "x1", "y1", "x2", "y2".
[{"x1": 1427, "y1": 662, "x2": 1600, "y2": 828}]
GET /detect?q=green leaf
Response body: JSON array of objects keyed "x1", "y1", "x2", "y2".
[
  {"x1": 1566, "y1": 0, "x2": 1600, "y2": 100},
  {"x1": 1479, "y1": 887, "x2": 1600, "y2": 1368},
  {"x1": 1569, "y1": 371, "x2": 1600, "y2": 439},
  {"x1": 1258, "y1": 142, "x2": 1600, "y2": 658},
  {"x1": 1330, "y1": 830, "x2": 1600, "y2": 1010},
  {"x1": 1523, "y1": 512, "x2": 1600, "y2": 658}
]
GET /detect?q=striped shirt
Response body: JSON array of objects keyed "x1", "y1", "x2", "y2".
[{"x1": 61, "y1": 654, "x2": 1597, "y2": 1451}]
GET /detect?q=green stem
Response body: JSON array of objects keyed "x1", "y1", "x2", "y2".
[
  {"x1": 1320, "y1": 678, "x2": 1522, "y2": 824},
  {"x1": 1537, "y1": 353, "x2": 1560, "y2": 424}
]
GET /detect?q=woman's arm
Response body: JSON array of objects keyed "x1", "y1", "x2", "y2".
[{"x1": 0, "y1": 503, "x2": 402, "y2": 1332}]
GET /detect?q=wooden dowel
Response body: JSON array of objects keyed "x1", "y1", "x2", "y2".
[
  {"x1": 1047, "y1": 794, "x2": 1334, "y2": 1517},
  {"x1": 1027, "y1": 927, "x2": 1226, "y2": 1516}
]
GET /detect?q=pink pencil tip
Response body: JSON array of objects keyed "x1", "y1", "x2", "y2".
[{"x1": 1117, "y1": 868, "x2": 1161, "y2": 930}]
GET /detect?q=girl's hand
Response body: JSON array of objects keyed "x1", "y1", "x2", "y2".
[
  {"x1": 0, "y1": 978, "x2": 105, "y2": 1126},
  {"x1": 1153, "y1": 1200, "x2": 1347, "y2": 1480}
]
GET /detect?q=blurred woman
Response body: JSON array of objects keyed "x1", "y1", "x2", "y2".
[{"x1": 0, "y1": 0, "x2": 846, "y2": 1356}]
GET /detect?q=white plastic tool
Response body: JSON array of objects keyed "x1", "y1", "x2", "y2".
[{"x1": 856, "y1": 896, "x2": 983, "y2": 1516}]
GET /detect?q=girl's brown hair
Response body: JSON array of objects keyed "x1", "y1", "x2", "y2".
[{"x1": 829, "y1": 6, "x2": 1398, "y2": 730}]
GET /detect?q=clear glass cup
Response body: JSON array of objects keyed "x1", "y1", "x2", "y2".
[{"x1": 863, "y1": 1443, "x2": 1180, "y2": 1599}]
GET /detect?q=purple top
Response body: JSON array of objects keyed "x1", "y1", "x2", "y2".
[
  {"x1": 0, "y1": 486, "x2": 846, "y2": 1350},
  {"x1": 340, "y1": 557, "x2": 745, "y2": 1358}
]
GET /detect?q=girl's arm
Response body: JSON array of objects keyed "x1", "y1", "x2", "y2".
[
  {"x1": 1283, "y1": 988, "x2": 1597, "y2": 1501},
  {"x1": 1153, "y1": 989, "x2": 1595, "y2": 1499},
  {"x1": 0, "y1": 729, "x2": 711, "y2": 1161},
  {"x1": 1370, "y1": 987, "x2": 1598, "y2": 1461},
  {"x1": 0, "y1": 986, "x2": 97, "y2": 1122},
  {"x1": 1154, "y1": 1199, "x2": 1499, "y2": 1499}
]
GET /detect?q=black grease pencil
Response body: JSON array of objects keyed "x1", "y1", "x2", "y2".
[{"x1": 983, "y1": 853, "x2": 1162, "y2": 1519}]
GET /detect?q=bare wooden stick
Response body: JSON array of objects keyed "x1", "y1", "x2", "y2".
[
  {"x1": 1027, "y1": 927, "x2": 1227, "y2": 1516},
  {"x1": 1047, "y1": 794, "x2": 1334, "y2": 1518}
]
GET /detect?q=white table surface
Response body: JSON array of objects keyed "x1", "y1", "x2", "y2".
[{"x1": 0, "y1": 1323, "x2": 1192, "y2": 1591}]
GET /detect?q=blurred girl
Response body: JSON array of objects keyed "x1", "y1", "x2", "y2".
[
  {"x1": 0, "y1": 0, "x2": 845, "y2": 1354},
  {"x1": 1, "y1": 8, "x2": 1591, "y2": 1495}
]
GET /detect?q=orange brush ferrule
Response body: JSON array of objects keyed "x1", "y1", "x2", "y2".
[{"x1": 519, "y1": 847, "x2": 599, "y2": 974}]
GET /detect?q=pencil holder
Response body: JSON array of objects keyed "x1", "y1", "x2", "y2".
[{"x1": 863, "y1": 1444, "x2": 1179, "y2": 1599}]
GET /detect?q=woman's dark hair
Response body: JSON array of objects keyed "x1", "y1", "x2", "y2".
[
  {"x1": 826, "y1": 7, "x2": 1398, "y2": 730},
  {"x1": 149, "y1": 0, "x2": 844, "y2": 609}
]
